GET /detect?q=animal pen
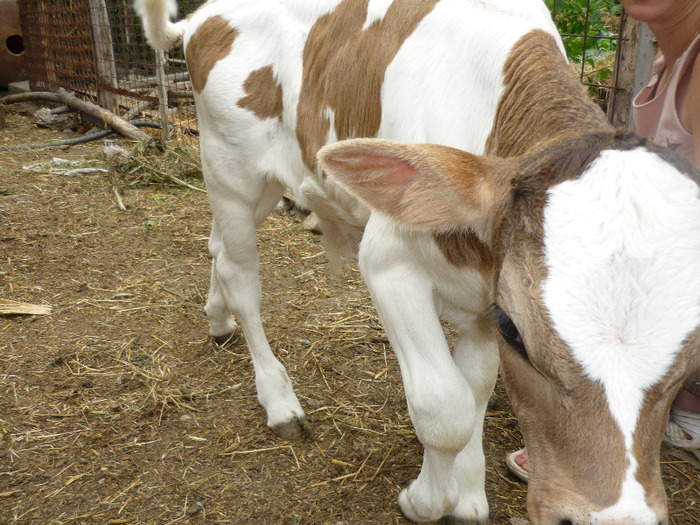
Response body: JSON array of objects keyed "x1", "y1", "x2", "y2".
[
  {"x1": 16, "y1": 0, "x2": 203, "y2": 140},
  {"x1": 15, "y1": 0, "x2": 650, "y2": 138}
]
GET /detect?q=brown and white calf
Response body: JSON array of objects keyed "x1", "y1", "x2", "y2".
[{"x1": 135, "y1": 0, "x2": 700, "y2": 523}]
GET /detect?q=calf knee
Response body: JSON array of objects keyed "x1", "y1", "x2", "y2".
[{"x1": 406, "y1": 370, "x2": 477, "y2": 453}]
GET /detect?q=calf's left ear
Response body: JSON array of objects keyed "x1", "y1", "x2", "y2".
[{"x1": 317, "y1": 138, "x2": 513, "y2": 243}]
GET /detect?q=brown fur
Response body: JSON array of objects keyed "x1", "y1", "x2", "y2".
[
  {"x1": 438, "y1": 30, "x2": 614, "y2": 289},
  {"x1": 185, "y1": 16, "x2": 238, "y2": 93},
  {"x1": 485, "y1": 30, "x2": 612, "y2": 158},
  {"x1": 296, "y1": 0, "x2": 440, "y2": 171},
  {"x1": 434, "y1": 230, "x2": 493, "y2": 270},
  {"x1": 237, "y1": 66, "x2": 284, "y2": 121},
  {"x1": 497, "y1": 255, "x2": 629, "y2": 519},
  {"x1": 630, "y1": 327, "x2": 700, "y2": 514}
]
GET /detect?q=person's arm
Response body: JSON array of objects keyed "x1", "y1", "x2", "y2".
[{"x1": 685, "y1": 52, "x2": 700, "y2": 170}]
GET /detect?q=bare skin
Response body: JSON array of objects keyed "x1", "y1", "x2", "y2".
[{"x1": 621, "y1": 0, "x2": 700, "y2": 169}]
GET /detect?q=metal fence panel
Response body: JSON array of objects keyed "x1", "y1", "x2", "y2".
[{"x1": 18, "y1": 0, "x2": 202, "y2": 136}]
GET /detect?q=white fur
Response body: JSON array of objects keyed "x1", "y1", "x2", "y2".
[
  {"x1": 543, "y1": 148, "x2": 700, "y2": 521},
  {"x1": 377, "y1": 0, "x2": 561, "y2": 149},
  {"x1": 134, "y1": 0, "x2": 187, "y2": 50},
  {"x1": 363, "y1": 0, "x2": 394, "y2": 30}
]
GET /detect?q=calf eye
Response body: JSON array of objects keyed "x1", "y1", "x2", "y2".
[{"x1": 492, "y1": 305, "x2": 527, "y2": 356}]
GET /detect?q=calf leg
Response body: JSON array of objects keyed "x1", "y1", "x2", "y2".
[
  {"x1": 205, "y1": 219, "x2": 238, "y2": 341},
  {"x1": 205, "y1": 177, "x2": 306, "y2": 439},
  {"x1": 445, "y1": 327, "x2": 499, "y2": 524},
  {"x1": 205, "y1": 181, "x2": 286, "y2": 340},
  {"x1": 360, "y1": 222, "x2": 480, "y2": 522}
]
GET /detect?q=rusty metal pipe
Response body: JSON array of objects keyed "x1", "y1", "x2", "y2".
[{"x1": 0, "y1": 0, "x2": 27, "y2": 88}]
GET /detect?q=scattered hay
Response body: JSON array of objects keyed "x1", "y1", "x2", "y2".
[{"x1": 107, "y1": 139, "x2": 205, "y2": 193}]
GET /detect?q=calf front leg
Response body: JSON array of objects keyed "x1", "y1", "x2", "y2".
[
  {"x1": 445, "y1": 329, "x2": 499, "y2": 524},
  {"x1": 360, "y1": 230, "x2": 481, "y2": 522}
]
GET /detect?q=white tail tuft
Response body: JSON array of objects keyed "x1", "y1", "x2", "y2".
[{"x1": 134, "y1": 0, "x2": 187, "y2": 51}]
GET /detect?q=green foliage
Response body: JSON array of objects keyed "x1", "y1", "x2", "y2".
[{"x1": 546, "y1": 0, "x2": 621, "y2": 68}]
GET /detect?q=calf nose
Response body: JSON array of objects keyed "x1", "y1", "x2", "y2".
[
  {"x1": 596, "y1": 521, "x2": 662, "y2": 525},
  {"x1": 554, "y1": 518, "x2": 665, "y2": 525}
]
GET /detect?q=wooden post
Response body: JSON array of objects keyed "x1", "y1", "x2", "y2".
[
  {"x1": 155, "y1": 50, "x2": 171, "y2": 140},
  {"x1": 608, "y1": 12, "x2": 636, "y2": 129},
  {"x1": 608, "y1": 13, "x2": 656, "y2": 131},
  {"x1": 87, "y1": 0, "x2": 119, "y2": 112},
  {"x1": 629, "y1": 23, "x2": 657, "y2": 130}
]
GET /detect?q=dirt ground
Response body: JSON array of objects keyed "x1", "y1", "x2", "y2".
[{"x1": 0, "y1": 105, "x2": 698, "y2": 525}]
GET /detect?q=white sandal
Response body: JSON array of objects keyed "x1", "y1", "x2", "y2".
[
  {"x1": 664, "y1": 406, "x2": 700, "y2": 450},
  {"x1": 505, "y1": 448, "x2": 530, "y2": 482}
]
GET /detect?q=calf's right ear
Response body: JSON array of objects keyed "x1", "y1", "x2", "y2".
[{"x1": 317, "y1": 138, "x2": 513, "y2": 243}]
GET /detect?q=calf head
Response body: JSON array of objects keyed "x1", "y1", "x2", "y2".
[{"x1": 319, "y1": 135, "x2": 700, "y2": 525}]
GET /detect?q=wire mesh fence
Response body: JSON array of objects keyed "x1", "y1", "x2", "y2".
[
  {"x1": 15, "y1": 0, "x2": 631, "y2": 139},
  {"x1": 549, "y1": 0, "x2": 624, "y2": 115},
  {"x1": 18, "y1": 0, "x2": 202, "y2": 138}
]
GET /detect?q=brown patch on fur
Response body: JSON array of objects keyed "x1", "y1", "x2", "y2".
[
  {"x1": 435, "y1": 230, "x2": 493, "y2": 271},
  {"x1": 237, "y1": 66, "x2": 284, "y2": 121},
  {"x1": 630, "y1": 375, "x2": 677, "y2": 519},
  {"x1": 297, "y1": 0, "x2": 440, "y2": 171},
  {"x1": 486, "y1": 30, "x2": 612, "y2": 158},
  {"x1": 185, "y1": 16, "x2": 238, "y2": 93},
  {"x1": 629, "y1": 327, "x2": 700, "y2": 517}
]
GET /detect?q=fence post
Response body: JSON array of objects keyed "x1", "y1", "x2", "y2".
[
  {"x1": 609, "y1": 13, "x2": 657, "y2": 131},
  {"x1": 629, "y1": 23, "x2": 657, "y2": 131},
  {"x1": 155, "y1": 50, "x2": 171, "y2": 140},
  {"x1": 608, "y1": 12, "x2": 637, "y2": 129},
  {"x1": 87, "y1": 0, "x2": 119, "y2": 112}
]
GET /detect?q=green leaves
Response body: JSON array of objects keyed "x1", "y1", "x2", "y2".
[
  {"x1": 546, "y1": 0, "x2": 620, "y2": 100},
  {"x1": 546, "y1": 0, "x2": 620, "y2": 65}
]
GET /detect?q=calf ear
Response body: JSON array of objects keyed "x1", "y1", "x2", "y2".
[{"x1": 317, "y1": 138, "x2": 512, "y2": 242}]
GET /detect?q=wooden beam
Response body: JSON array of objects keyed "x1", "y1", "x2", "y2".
[
  {"x1": 608, "y1": 12, "x2": 637, "y2": 129},
  {"x1": 155, "y1": 50, "x2": 171, "y2": 140},
  {"x1": 87, "y1": 0, "x2": 120, "y2": 112}
]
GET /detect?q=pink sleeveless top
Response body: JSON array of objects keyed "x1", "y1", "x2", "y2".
[{"x1": 633, "y1": 33, "x2": 700, "y2": 164}]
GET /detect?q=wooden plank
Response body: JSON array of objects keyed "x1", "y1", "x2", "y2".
[
  {"x1": 155, "y1": 50, "x2": 171, "y2": 140},
  {"x1": 608, "y1": 12, "x2": 637, "y2": 129}
]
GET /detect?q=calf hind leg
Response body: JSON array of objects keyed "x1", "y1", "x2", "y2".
[
  {"x1": 205, "y1": 219, "x2": 239, "y2": 342},
  {"x1": 206, "y1": 180, "x2": 307, "y2": 439}
]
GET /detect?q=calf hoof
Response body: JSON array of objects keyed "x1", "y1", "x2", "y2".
[
  {"x1": 398, "y1": 483, "x2": 447, "y2": 523},
  {"x1": 213, "y1": 331, "x2": 241, "y2": 346},
  {"x1": 269, "y1": 414, "x2": 309, "y2": 441},
  {"x1": 439, "y1": 515, "x2": 489, "y2": 525}
]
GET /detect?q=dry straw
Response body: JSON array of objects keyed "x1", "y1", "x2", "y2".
[{"x1": 0, "y1": 298, "x2": 52, "y2": 316}]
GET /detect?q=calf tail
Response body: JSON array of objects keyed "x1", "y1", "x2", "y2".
[{"x1": 134, "y1": 0, "x2": 188, "y2": 51}]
